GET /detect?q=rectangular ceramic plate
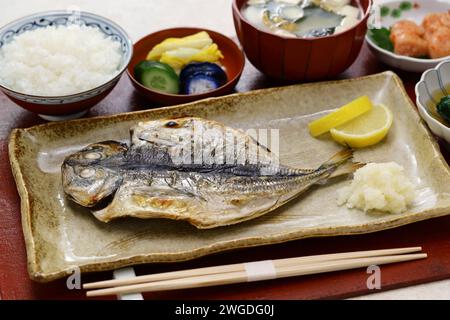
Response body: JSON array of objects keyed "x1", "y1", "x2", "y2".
[{"x1": 9, "y1": 72, "x2": 450, "y2": 282}]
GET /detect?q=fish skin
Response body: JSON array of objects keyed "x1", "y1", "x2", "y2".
[{"x1": 62, "y1": 117, "x2": 360, "y2": 228}]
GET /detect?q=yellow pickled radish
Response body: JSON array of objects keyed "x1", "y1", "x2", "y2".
[
  {"x1": 330, "y1": 104, "x2": 393, "y2": 148},
  {"x1": 160, "y1": 44, "x2": 224, "y2": 70},
  {"x1": 190, "y1": 43, "x2": 224, "y2": 61},
  {"x1": 308, "y1": 96, "x2": 373, "y2": 137},
  {"x1": 146, "y1": 31, "x2": 213, "y2": 60}
]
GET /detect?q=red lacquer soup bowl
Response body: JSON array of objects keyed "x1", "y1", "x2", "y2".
[{"x1": 232, "y1": 0, "x2": 372, "y2": 82}]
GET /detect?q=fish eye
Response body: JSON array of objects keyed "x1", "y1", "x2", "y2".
[
  {"x1": 79, "y1": 168, "x2": 96, "y2": 178},
  {"x1": 165, "y1": 121, "x2": 179, "y2": 128}
]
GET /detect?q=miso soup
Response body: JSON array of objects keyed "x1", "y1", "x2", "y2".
[{"x1": 242, "y1": 0, "x2": 362, "y2": 38}]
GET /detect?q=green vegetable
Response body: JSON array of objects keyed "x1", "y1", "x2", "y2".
[
  {"x1": 399, "y1": 1, "x2": 412, "y2": 11},
  {"x1": 391, "y1": 8, "x2": 402, "y2": 18},
  {"x1": 134, "y1": 61, "x2": 179, "y2": 94},
  {"x1": 368, "y1": 28, "x2": 394, "y2": 52},
  {"x1": 437, "y1": 95, "x2": 450, "y2": 123},
  {"x1": 380, "y1": 6, "x2": 390, "y2": 17}
]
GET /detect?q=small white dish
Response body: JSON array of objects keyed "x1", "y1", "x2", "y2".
[
  {"x1": 366, "y1": 0, "x2": 450, "y2": 73},
  {"x1": 415, "y1": 59, "x2": 450, "y2": 143}
]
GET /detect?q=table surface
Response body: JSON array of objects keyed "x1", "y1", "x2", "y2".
[{"x1": 1, "y1": 0, "x2": 450, "y2": 300}]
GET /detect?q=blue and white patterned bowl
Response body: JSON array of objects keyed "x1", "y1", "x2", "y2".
[
  {"x1": 415, "y1": 60, "x2": 450, "y2": 143},
  {"x1": 0, "y1": 11, "x2": 132, "y2": 121}
]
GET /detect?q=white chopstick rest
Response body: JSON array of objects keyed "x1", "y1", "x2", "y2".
[
  {"x1": 113, "y1": 268, "x2": 144, "y2": 300},
  {"x1": 244, "y1": 260, "x2": 277, "y2": 282}
]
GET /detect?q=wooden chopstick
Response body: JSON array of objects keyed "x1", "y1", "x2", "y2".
[
  {"x1": 83, "y1": 247, "x2": 422, "y2": 289},
  {"x1": 86, "y1": 252, "x2": 426, "y2": 297},
  {"x1": 84, "y1": 246, "x2": 421, "y2": 289}
]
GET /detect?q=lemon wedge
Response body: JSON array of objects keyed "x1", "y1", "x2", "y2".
[
  {"x1": 330, "y1": 104, "x2": 393, "y2": 148},
  {"x1": 308, "y1": 96, "x2": 373, "y2": 137}
]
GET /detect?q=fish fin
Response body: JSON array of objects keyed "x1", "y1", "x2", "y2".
[
  {"x1": 315, "y1": 162, "x2": 365, "y2": 185},
  {"x1": 328, "y1": 162, "x2": 365, "y2": 179},
  {"x1": 314, "y1": 148, "x2": 361, "y2": 185},
  {"x1": 248, "y1": 134, "x2": 272, "y2": 154},
  {"x1": 320, "y1": 148, "x2": 353, "y2": 168}
]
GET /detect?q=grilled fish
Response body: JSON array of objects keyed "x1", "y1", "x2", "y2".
[{"x1": 62, "y1": 117, "x2": 362, "y2": 228}]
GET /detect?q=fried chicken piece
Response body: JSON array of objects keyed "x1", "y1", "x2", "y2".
[
  {"x1": 421, "y1": 11, "x2": 450, "y2": 58},
  {"x1": 391, "y1": 32, "x2": 429, "y2": 57},
  {"x1": 390, "y1": 20, "x2": 428, "y2": 57},
  {"x1": 428, "y1": 27, "x2": 450, "y2": 58},
  {"x1": 390, "y1": 20, "x2": 425, "y2": 42},
  {"x1": 422, "y1": 11, "x2": 450, "y2": 40}
]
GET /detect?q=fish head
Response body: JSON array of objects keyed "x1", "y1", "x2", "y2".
[
  {"x1": 131, "y1": 118, "x2": 197, "y2": 148},
  {"x1": 61, "y1": 141, "x2": 128, "y2": 207}
]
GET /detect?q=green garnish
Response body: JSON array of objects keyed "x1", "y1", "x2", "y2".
[
  {"x1": 437, "y1": 95, "x2": 450, "y2": 123},
  {"x1": 399, "y1": 1, "x2": 412, "y2": 11},
  {"x1": 368, "y1": 28, "x2": 393, "y2": 52},
  {"x1": 380, "y1": 6, "x2": 390, "y2": 17},
  {"x1": 391, "y1": 8, "x2": 402, "y2": 18}
]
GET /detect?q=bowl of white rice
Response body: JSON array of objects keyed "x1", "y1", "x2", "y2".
[{"x1": 0, "y1": 11, "x2": 132, "y2": 121}]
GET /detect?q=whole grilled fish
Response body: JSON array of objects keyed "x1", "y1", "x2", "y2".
[{"x1": 62, "y1": 117, "x2": 362, "y2": 228}]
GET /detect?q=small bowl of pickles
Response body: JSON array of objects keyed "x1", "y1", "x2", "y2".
[
  {"x1": 127, "y1": 27, "x2": 245, "y2": 105},
  {"x1": 416, "y1": 59, "x2": 450, "y2": 143}
]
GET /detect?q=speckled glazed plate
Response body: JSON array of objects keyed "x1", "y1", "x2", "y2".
[{"x1": 9, "y1": 71, "x2": 450, "y2": 282}]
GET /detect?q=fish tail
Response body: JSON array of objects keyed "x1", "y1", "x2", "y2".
[
  {"x1": 327, "y1": 161, "x2": 365, "y2": 179},
  {"x1": 315, "y1": 148, "x2": 365, "y2": 184},
  {"x1": 320, "y1": 148, "x2": 354, "y2": 168}
]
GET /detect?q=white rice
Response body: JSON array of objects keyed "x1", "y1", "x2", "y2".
[{"x1": 0, "y1": 24, "x2": 122, "y2": 96}]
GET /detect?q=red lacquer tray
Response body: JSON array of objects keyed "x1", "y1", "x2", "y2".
[{"x1": 1, "y1": 43, "x2": 450, "y2": 300}]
